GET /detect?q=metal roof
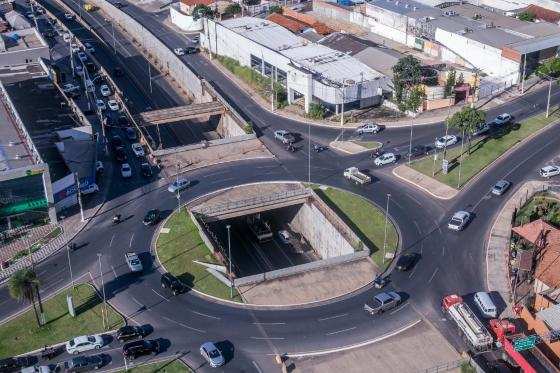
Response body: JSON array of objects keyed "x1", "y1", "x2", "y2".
[
  {"x1": 537, "y1": 303, "x2": 560, "y2": 330},
  {"x1": 510, "y1": 33, "x2": 560, "y2": 54},
  {"x1": 367, "y1": 0, "x2": 440, "y2": 17}
]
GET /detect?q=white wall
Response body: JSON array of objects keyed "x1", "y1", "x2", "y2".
[{"x1": 170, "y1": 5, "x2": 203, "y2": 32}]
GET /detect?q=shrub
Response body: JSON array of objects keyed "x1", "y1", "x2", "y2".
[{"x1": 307, "y1": 103, "x2": 326, "y2": 119}]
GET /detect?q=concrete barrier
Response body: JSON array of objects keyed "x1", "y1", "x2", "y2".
[{"x1": 188, "y1": 210, "x2": 216, "y2": 254}]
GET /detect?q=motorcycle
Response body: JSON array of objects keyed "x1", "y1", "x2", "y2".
[
  {"x1": 313, "y1": 144, "x2": 326, "y2": 153},
  {"x1": 286, "y1": 143, "x2": 297, "y2": 152},
  {"x1": 112, "y1": 214, "x2": 122, "y2": 224}
]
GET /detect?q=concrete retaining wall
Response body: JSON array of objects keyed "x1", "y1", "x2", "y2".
[
  {"x1": 189, "y1": 210, "x2": 217, "y2": 254},
  {"x1": 234, "y1": 250, "x2": 369, "y2": 287}
]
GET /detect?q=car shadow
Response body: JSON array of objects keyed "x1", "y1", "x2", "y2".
[{"x1": 215, "y1": 340, "x2": 235, "y2": 363}]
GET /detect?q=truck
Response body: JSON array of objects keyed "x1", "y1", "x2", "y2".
[
  {"x1": 364, "y1": 291, "x2": 401, "y2": 315},
  {"x1": 247, "y1": 215, "x2": 273, "y2": 243},
  {"x1": 343, "y1": 167, "x2": 371, "y2": 185},
  {"x1": 442, "y1": 294, "x2": 493, "y2": 352}
]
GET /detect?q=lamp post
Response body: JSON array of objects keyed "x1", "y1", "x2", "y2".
[
  {"x1": 67, "y1": 243, "x2": 75, "y2": 290},
  {"x1": 457, "y1": 129, "x2": 465, "y2": 188},
  {"x1": 226, "y1": 224, "x2": 233, "y2": 299},
  {"x1": 97, "y1": 253, "x2": 107, "y2": 330},
  {"x1": 382, "y1": 193, "x2": 391, "y2": 263}
]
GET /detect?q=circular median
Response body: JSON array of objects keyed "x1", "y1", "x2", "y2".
[{"x1": 154, "y1": 182, "x2": 399, "y2": 306}]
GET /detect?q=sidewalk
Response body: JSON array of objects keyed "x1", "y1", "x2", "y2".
[
  {"x1": 486, "y1": 180, "x2": 549, "y2": 317},
  {"x1": 392, "y1": 165, "x2": 458, "y2": 200}
]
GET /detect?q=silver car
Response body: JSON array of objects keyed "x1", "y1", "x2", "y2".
[
  {"x1": 491, "y1": 180, "x2": 511, "y2": 196},
  {"x1": 447, "y1": 211, "x2": 471, "y2": 231},
  {"x1": 200, "y1": 342, "x2": 225, "y2": 368}
]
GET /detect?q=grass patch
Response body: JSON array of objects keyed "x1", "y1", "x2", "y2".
[
  {"x1": 410, "y1": 109, "x2": 560, "y2": 188},
  {"x1": 314, "y1": 187, "x2": 398, "y2": 270},
  {"x1": 514, "y1": 192, "x2": 560, "y2": 227},
  {"x1": 156, "y1": 210, "x2": 242, "y2": 302},
  {"x1": 119, "y1": 358, "x2": 192, "y2": 373},
  {"x1": 350, "y1": 140, "x2": 382, "y2": 150},
  {"x1": 0, "y1": 284, "x2": 124, "y2": 357}
]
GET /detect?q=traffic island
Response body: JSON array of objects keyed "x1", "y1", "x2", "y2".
[
  {"x1": 0, "y1": 283, "x2": 124, "y2": 357},
  {"x1": 330, "y1": 140, "x2": 382, "y2": 154},
  {"x1": 156, "y1": 182, "x2": 398, "y2": 306}
]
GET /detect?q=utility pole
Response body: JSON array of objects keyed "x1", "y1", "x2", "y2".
[
  {"x1": 176, "y1": 163, "x2": 181, "y2": 212},
  {"x1": 67, "y1": 243, "x2": 75, "y2": 290},
  {"x1": 148, "y1": 62, "x2": 153, "y2": 94},
  {"x1": 307, "y1": 120, "x2": 311, "y2": 183},
  {"x1": 340, "y1": 88, "x2": 345, "y2": 141},
  {"x1": 457, "y1": 129, "x2": 465, "y2": 188},
  {"x1": 520, "y1": 53, "x2": 527, "y2": 94},
  {"x1": 75, "y1": 173, "x2": 84, "y2": 222},
  {"x1": 407, "y1": 115, "x2": 414, "y2": 165},
  {"x1": 97, "y1": 253, "x2": 107, "y2": 330},
  {"x1": 546, "y1": 77, "x2": 552, "y2": 118},
  {"x1": 382, "y1": 193, "x2": 391, "y2": 263},
  {"x1": 270, "y1": 67, "x2": 274, "y2": 112},
  {"x1": 226, "y1": 224, "x2": 233, "y2": 299}
]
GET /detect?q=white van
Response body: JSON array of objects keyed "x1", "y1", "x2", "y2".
[{"x1": 474, "y1": 292, "x2": 497, "y2": 318}]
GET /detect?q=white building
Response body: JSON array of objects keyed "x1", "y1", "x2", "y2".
[{"x1": 201, "y1": 17, "x2": 390, "y2": 113}]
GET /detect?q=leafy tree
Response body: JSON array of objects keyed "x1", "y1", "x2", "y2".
[
  {"x1": 444, "y1": 69, "x2": 456, "y2": 98},
  {"x1": 9, "y1": 269, "x2": 42, "y2": 327},
  {"x1": 536, "y1": 58, "x2": 560, "y2": 78},
  {"x1": 308, "y1": 103, "x2": 326, "y2": 119},
  {"x1": 269, "y1": 5, "x2": 282, "y2": 14},
  {"x1": 224, "y1": 3, "x2": 241, "y2": 15},
  {"x1": 192, "y1": 4, "x2": 214, "y2": 20},
  {"x1": 403, "y1": 85, "x2": 424, "y2": 113},
  {"x1": 457, "y1": 72, "x2": 464, "y2": 86},
  {"x1": 392, "y1": 56, "x2": 422, "y2": 105},
  {"x1": 446, "y1": 106, "x2": 485, "y2": 154},
  {"x1": 518, "y1": 11, "x2": 535, "y2": 22}
]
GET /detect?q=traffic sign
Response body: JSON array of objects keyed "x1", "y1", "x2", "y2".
[{"x1": 513, "y1": 335, "x2": 539, "y2": 351}]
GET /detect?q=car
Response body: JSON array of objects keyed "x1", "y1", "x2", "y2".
[
  {"x1": 395, "y1": 253, "x2": 418, "y2": 271},
  {"x1": 493, "y1": 113, "x2": 511, "y2": 126},
  {"x1": 58, "y1": 355, "x2": 104, "y2": 372},
  {"x1": 200, "y1": 342, "x2": 225, "y2": 368},
  {"x1": 143, "y1": 209, "x2": 160, "y2": 226},
  {"x1": 435, "y1": 135, "x2": 458, "y2": 149},
  {"x1": 113, "y1": 67, "x2": 124, "y2": 77},
  {"x1": 116, "y1": 325, "x2": 146, "y2": 342},
  {"x1": 364, "y1": 291, "x2": 401, "y2": 315},
  {"x1": 64, "y1": 12, "x2": 74, "y2": 20},
  {"x1": 95, "y1": 160, "x2": 104, "y2": 173},
  {"x1": 174, "y1": 47, "x2": 185, "y2": 55},
  {"x1": 65, "y1": 335, "x2": 103, "y2": 354},
  {"x1": 114, "y1": 1, "x2": 124, "y2": 8},
  {"x1": 0, "y1": 356, "x2": 34, "y2": 372},
  {"x1": 125, "y1": 127, "x2": 137, "y2": 141},
  {"x1": 115, "y1": 147, "x2": 127, "y2": 162},
  {"x1": 62, "y1": 83, "x2": 80, "y2": 93},
  {"x1": 63, "y1": 33, "x2": 72, "y2": 43},
  {"x1": 185, "y1": 46, "x2": 199, "y2": 54},
  {"x1": 406, "y1": 145, "x2": 430, "y2": 158},
  {"x1": 86, "y1": 62, "x2": 97, "y2": 74},
  {"x1": 80, "y1": 183, "x2": 99, "y2": 195},
  {"x1": 374, "y1": 152, "x2": 397, "y2": 166},
  {"x1": 96, "y1": 99, "x2": 106, "y2": 111},
  {"x1": 107, "y1": 99, "x2": 119, "y2": 111},
  {"x1": 70, "y1": 43, "x2": 80, "y2": 53},
  {"x1": 77, "y1": 51, "x2": 87, "y2": 62},
  {"x1": 84, "y1": 79, "x2": 94, "y2": 93},
  {"x1": 168, "y1": 179, "x2": 190, "y2": 193},
  {"x1": 122, "y1": 340, "x2": 159, "y2": 360},
  {"x1": 277, "y1": 230, "x2": 291, "y2": 245},
  {"x1": 472, "y1": 123, "x2": 490, "y2": 136},
  {"x1": 74, "y1": 65, "x2": 84, "y2": 76},
  {"x1": 161, "y1": 272, "x2": 184, "y2": 295},
  {"x1": 121, "y1": 163, "x2": 132, "y2": 178},
  {"x1": 84, "y1": 42, "x2": 95, "y2": 53},
  {"x1": 25, "y1": 11, "x2": 34, "y2": 19},
  {"x1": 447, "y1": 211, "x2": 471, "y2": 231},
  {"x1": 356, "y1": 123, "x2": 380, "y2": 135},
  {"x1": 131, "y1": 143, "x2": 144, "y2": 157},
  {"x1": 192, "y1": 35, "x2": 199, "y2": 43},
  {"x1": 141, "y1": 162, "x2": 152, "y2": 177},
  {"x1": 117, "y1": 115, "x2": 129, "y2": 126},
  {"x1": 373, "y1": 275, "x2": 388, "y2": 289},
  {"x1": 540, "y1": 165, "x2": 560, "y2": 178},
  {"x1": 100, "y1": 84, "x2": 111, "y2": 97},
  {"x1": 491, "y1": 180, "x2": 511, "y2": 196},
  {"x1": 274, "y1": 129, "x2": 295, "y2": 144},
  {"x1": 21, "y1": 365, "x2": 55, "y2": 373},
  {"x1": 125, "y1": 252, "x2": 143, "y2": 272},
  {"x1": 111, "y1": 135, "x2": 123, "y2": 148}
]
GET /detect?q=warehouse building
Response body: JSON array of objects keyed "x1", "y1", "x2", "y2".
[{"x1": 202, "y1": 17, "x2": 391, "y2": 113}]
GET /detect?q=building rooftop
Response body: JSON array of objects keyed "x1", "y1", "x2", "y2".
[
  {"x1": 367, "y1": 0, "x2": 441, "y2": 18},
  {"x1": 0, "y1": 28, "x2": 46, "y2": 53},
  {"x1": 526, "y1": 4, "x2": 560, "y2": 24},
  {"x1": 267, "y1": 13, "x2": 310, "y2": 34},
  {"x1": 219, "y1": 17, "x2": 386, "y2": 85},
  {"x1": 0, "y1": 99, "x2": 33, "y2": 172}
]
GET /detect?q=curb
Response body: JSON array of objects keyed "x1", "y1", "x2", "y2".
[{"x1": 392, "y1": 166, "x2": 458, "y2": 201}]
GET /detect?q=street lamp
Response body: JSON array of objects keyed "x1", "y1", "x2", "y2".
[
  {"x1": 97, "y1": 253, "x2": 107, "y2": 330},
  {"x1": 382, "y1": 193, "x2": 391, "y2": 263},
  {"x1": 339, "y1": 79, "x2": 353, "y2": 141},
  {"x1": 226, "y1": 224, "x2": 233, "y2": 299},
  {"x1": 67, "y1": 242, "x2": 75, "y2": 290}
]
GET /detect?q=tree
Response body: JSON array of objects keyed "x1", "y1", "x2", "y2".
[
  {"x1": 536, "y1": 58, "x2": 560, "y2": 78},
  {"x1": 9, "y1": 268, "x2": 42, "y2": 327},
  {"x1": 457, "y1": 72, "x2": 464, "y2": 86},
  {"x1": 192, "y1": 4, "x2": 214, "y2": 20},
  {"x1": 269, "y1": 5, "x2": 282, "y2": 14},
  {"x1": 444, "y1": 69, "x2": 456, "y2": 98},
  {"x1": 446, "y1": 106, "x2": 485, "y2": 154},
  {"x1": 403, "y1": 85, "x2": 424, "y2": 113},
  {"x1": 307, "y1": 103, "x2": 326, "y2": 119},
  {"x1": 518, "y1": 11, "x2": 535, "y2": 22},
  {"x1": 224, "y1": 3, "x2": 241, "y2": 16},
  {"x1": 392, "y1": 55, "x2": 422, "y2": 106}
]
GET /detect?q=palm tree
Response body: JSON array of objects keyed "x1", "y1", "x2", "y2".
[{"x1": 8, "y1": 268, "x2": 42, "y2": 327}]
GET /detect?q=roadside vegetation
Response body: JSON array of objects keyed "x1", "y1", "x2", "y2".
[
  {"x1": 0, "y1": 283, "x2": 123, "y2": 356},
  {"x1": 119, "y1": 358, "x2": 192, "y2": 373},
  {"x1": 11, "y1": 226, "x2": 62, "y2": 262},
  {"x1": 514, "y1": 192, "x2": 560, "y2": 227},
  {"x1": 156, "y1": 209, "x2": 242, "y2": 302},
  {"x1": 314, "y1": 186, "x2": 398, "y2": 270},
  {"x1": 411, "y1": 107, "x2": 560, "y2": 188}
]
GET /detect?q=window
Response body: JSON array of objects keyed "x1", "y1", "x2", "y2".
[
  {"x1": 264, "y1": 61, "x2": 273, "y2": 77},
  {"x1": 250, "y1": 54, "x2": 262, "y2": 71},
  {"x1": 277, "y1": 69, "x2": 287, "y2": 86}
]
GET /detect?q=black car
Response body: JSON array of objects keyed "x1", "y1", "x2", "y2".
[
  {"x1": 117, "y1": 115, "x2": 129, "y2": 127},
  {"x1": 59, "y1": 355, "x2": 104, "y2": 372},
  {"x1": 114, "y1": 1, "x2": 124, "y2": 8},
  {"x1": 141, "y1": 163, "x2": 152, "y2": 178},
  {"x1": 125, "y1": 127, "x2": 137, "y2": 141},
  {"x1": 111, "y1": 135, "x2": 123, "y2": 148},
  {"x1": 113, "y1": 67, "x2": 124, "y2": 77},
  {"x1": 406, "y1": 145, "x2": 431, "y2": 158},
  {"x1": 0, "y1": 356, "x2": 34, "y2": 372},
  {"x1": 122, "y1": 340, "x2": 159, "y2": 360},
  {"x1": 161, "y1": 273, "x2": 185, "y2": 295},
  {"x1": 143, "y1": 209, "x2": 160, "y2": 226},
  {"x1": 396, "y1": 253, "x2": 419, "y2": 271},
  {"x1": 185, "y1": 46, "x2": 200, "y2": 54},
  {"x1": 115, "y1": 146, "x2": 127, "y2": 162},
  {"x1": 116, "y1": 325, "x2": 146, "y2": 342}
]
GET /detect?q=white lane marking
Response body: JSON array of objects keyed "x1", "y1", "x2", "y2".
[
  {"x1": 161, "y1": 315, "x2": 205, "y2": 333},
  {"x1": 250, "y1": 336, "x2": 285, "y2": 340},
  {"x1": 413, "y1": 220, "x2": 420, "y2": 233},
  {"x1": 318, "y1": 313, "x2": 348, "y2": 322},
  {"x1": 191, "y1": 310, "x2": 220, "y2": 320},
  {"x1": 408, "y1": 264, "x2": 418, "y2": 279},
  {"x1": 111, "y1": 265, "x2": 117, "y2": 278},
  {"x1": 129, "y1": 233, "x2": 134, "y2": 248},
  {"x1": 40, "y1": 277, "x2": 64, "y2": 292},
  {"x1": 109, "y1": 233, "x2": 115, "y2": 247},
  {"x1": 442, "y1": 246, "x2": 446, "y2": 256},
  {"x1": 252, "y1": 322, "x2": 286, "y2": 326},
  {"x1": 151, "y1": 288, "x2": 170, "y2": 302},
  {"x1": 406, "y1": 193, "x2": 422, "y2": 207},
  {"x1": 428, "y1": 267, "x2": 439, "y2": 284},
  {"x1": 252, "y1": 361, "x2": 263, "y2": 373},
  {"x1": 131, "y1": 297, "x2": 143, "y2": 307},
  {"x1": 390, "y1": 302, "x2": 409, "y2": 315},
  {"x1": 326, "y1": 327, "x2": 357, "y2": 336}
]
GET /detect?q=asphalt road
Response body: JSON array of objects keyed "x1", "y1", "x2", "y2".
[{"x1": 2, "y1": 0, "x2": 560, "y2": 371}]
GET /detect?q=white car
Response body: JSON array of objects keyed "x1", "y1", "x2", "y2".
[
  {"x1": 435, "y1": 135, "x2": 458, "y2": 149},
  {"x1": 493, "y1": 113, "x2": 511, "y2": 126},
  {"x1": 95, "y1": 160, "x2": 104, "y2": 173},
  {"x1": 100, "y1": 84, "x2": 111, "y2": 97},
  {"x1": 84, "y1": 42, "x2": 95, "y2": 53},
  {"x1": 77, "y1": 51, "x2": 87, "y2": 62},
  {"x1": 64, "y1": 12, "x2": 74, "y2": 20},
  {"x1": 25, "y1": 11, "x2": 34, "y2": 19},
  {"x1": 62, "y1": 83, "x2": 80, "y2": 93},
  {"x1": 75, "y1": 65, "x2": 84, "y2": 76},
  {"x1": 63, "y1": 33, "x2": 72, "y2": 42},
  {"x1": 356, "y1": 123, "x2": 380, "y2": 135},
  {"x1": 96, "y1": 99, "x2": 106, "y2": 111},
  {"x1": 540, "y1": 165, "x2": 560, "y2": 178},
  {"x1": 70, "y1": 43, "x2": 80, "y2": 53},
  {"x1": 447, "y1": 211, "x2": 471, "y2": 231},
  {"x1": 107, "y1": 99, "x2": 119, "y2": 111},
  {"x1": 174, "y1": 48, "x2": 185, "y2": 56},
  {"x1": 121, "y1": 163, "x2": 132, "y2": 178},
  {"x1": 125, "y1": 252, "x2": 143, "y2": 272},
  {"x1": 168, "y1": 179, "x2": 190, "y2": 193},
  {"x1": 200, "y1": 342, "x2": 225, "y2": 368},
  {"x1": 278, "y1": 230, "x2": 291, "y2": 245},
  {"x1": 80, "y1": 183, "x2": 99, "y2": 195},
  {"x1": 65, "y1": 335, "x2": 103, "y2": 354},
  {"x1": 131, "y1": 143, "x2": 145, "y2": 157},
  {"x1": 374, "y1": 152, "x2": 396, "y2": 166},
  {"x1": 274, "y1": 130, "x2": 295, "y2": 144}
]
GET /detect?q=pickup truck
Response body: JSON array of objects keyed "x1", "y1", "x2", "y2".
[
  {"x1": 343, "y1": 167, "x2": 371, "y2": 185},
  {"x1": 364, "y1": 291, "x2": 401, "y2": 315}
]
